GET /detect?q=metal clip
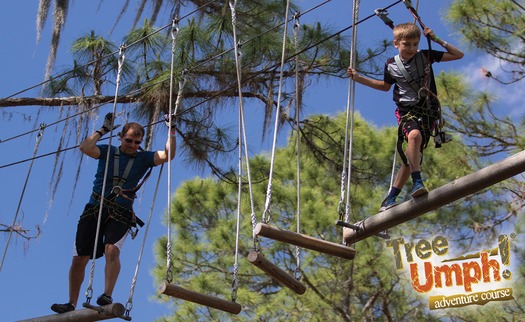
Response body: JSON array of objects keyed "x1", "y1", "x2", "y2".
[{"x1": 374, "y1": 8, "x2": 394, "y2": 29}]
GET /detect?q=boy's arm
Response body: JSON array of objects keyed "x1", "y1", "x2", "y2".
[
  {"x1": 347, "y1": 67, "x2": 392, "y2": 92},
  {"x1": 424, "y1": 27, "x2": 464, "y2": 62}
]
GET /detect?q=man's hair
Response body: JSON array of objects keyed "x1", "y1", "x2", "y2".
[
  {"x1": 393, "y1": 23, "x2": 421, "y2": 41},
  {"x1": 120, "y1": 122, "x2": 145, "y2": 138}
]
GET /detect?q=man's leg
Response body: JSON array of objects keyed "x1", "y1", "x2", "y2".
[
  {"x1": 69, "y1": 255, "x2": 90, "y2": 307},
  {"x1": 103, "y1": 244, "x2": 121, "y2": 298}
]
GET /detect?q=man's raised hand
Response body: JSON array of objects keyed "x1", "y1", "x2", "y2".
[{"x1": 101, "y1": 112, "x2": 120, "y2": 134}]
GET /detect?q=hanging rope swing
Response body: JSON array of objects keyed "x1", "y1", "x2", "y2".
[
  {"x1": 158, "y1": 16, "x2": 241, "y2": 315},
  {"x1": 247, "y1": 5, "x2": 307, "y2": 295},
  {"x1": 251, "y1": 0, "x2": 355, "y2": 266},
  {"x1": 334, "y1": 0, "x2": 389, "y2": 240}
]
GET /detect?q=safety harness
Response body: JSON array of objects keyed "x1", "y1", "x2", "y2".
[
  {"x1": 394, "y1": 51, "x2": 442, "y2": 166},
  {"x1": 87, "y1": 147, "x2": 152, "y2": 239}
]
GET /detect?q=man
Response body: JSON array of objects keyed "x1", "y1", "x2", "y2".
[{"x1": 51, "y1": 112, "x2": 176, "y2": 313}]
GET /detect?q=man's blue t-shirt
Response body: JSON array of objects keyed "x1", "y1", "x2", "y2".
[{"x1": 88, "y1": 144, "x2": 156, "y2": 209}]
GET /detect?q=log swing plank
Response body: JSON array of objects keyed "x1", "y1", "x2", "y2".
[
  {"x1": 160, "y1": 282, "x2": 242, "y2": 315},
  {"x1": 248, "y1": 251, "x2": 307, "y2": 294},
  {"x1": 254, "y1": 223, "x2": 356, "y2": 260},
  {"x1": 17, "y1": 303, "x2": 127, "y2": 322},
  {"x1": 343, "y1": 149, "x2": 525, "y2": 244}
]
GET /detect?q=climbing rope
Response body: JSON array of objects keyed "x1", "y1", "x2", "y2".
[
  {"x1": 165, "y1": 16, "x2": 184, "y2": 285},
  {"x1": 261, "y1": 0, "x2": 293, "y2": 225},
  {"x1": 292, "y1": 11, "x2": 303, "y2": 280},
  {"x1": 0, "y1": 124, "x2": 46, "y2": 272},
  {"x1": 228, "y1": 0, "x2": 258, "y2": 302},
  {"x1": 124, "y1": 164, "x2": 164, "y2": 318},
  {"x1": 338, "y1": 0, "x2": 360, "y2": 225},
  {"x1": 85, "y1": 45, "x2": 127, "y2": 305}
]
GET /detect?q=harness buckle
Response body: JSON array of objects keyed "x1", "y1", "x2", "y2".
[
  {"x1": 434, "y1": 131, "x2": 452, "y2": 148},
  {"x1": 112, "y1": 186, "x2": 123, "y2": 194},
  {"x1": 129, "y1": 227, "x2": 139, "y2": 240}
]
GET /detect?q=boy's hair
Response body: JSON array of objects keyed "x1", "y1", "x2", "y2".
[
  {"x1": 393, "y1": 23, "x2": 421, "y2": 41},
  {"x1": 120, "y1": 122, "x2": 145, "y2": 138}
]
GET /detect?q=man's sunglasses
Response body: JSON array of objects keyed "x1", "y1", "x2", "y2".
[{"x1": 123, "y1": 137, "x2": 142, "y2": 145}]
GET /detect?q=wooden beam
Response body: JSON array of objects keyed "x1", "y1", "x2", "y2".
[
  {"x1": 254, "y1": 223, "x2": 355, "y2": 260},
  {"x1": 160, "y1": 282, "x2": 242, "y2": 314},
  {"x1": 343, "y1": 149, "x2": 525, "y2": 244},
  {"x1": 247, "y1": 251, "x2": 307, "y2": 294},
  {"x1": 17, "y1": 303, "x2": 127, "y2": 322}
]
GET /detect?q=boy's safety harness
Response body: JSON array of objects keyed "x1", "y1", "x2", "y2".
[
  {"x1": 394, "y1": 51, "x2": 444, "y2": 166},
  {"x1": 88, "y1": 147, "x2": 152, "y2": 239}
]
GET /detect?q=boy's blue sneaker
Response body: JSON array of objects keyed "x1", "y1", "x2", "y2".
[
  {"x1": 410, "y1": 180, "x2": 428, "y2": 198},
  {"x1": 379, "y1": 196, "x2": 398, "y2": 212}
]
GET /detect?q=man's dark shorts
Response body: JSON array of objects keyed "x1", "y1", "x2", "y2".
[{"x1": 75, "y1": 204, "x2": 130, "y2": 259}]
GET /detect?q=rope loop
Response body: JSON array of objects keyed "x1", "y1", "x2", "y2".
[
  {"x1": 293, "y1": 11, "x2": 301, "y2": 29},
  {"x1": 84, "y1": 287, "x2": 93, "y2": 304},
  {"x1": 337, "y1": 201, "x2": 346, "y2": 221},
  {"x1": 262, "y1": 184, "x2": 273, "y2": 223},
  {"x1": 252, "y1": 236, "x2": 261, "y2": 252},
  {"x1": 124, "y1": 301, "x2": 133, "y2": 318},
  {"x1": 233, "y1": 41, "x2": 242, "y2": 59},
  {"x1": 230, "y1": 277, "x2": 238, "y2": 303},
  {"x1": 118, "y1": 44, "x2": 126, "y2": 69},
  {"x1": 294, "y1": 266, "x2": 302, "y2": 280},
  {"x1": 165, "y1": 248, "x2": 173, "y2": 283},
  {"x1": 171, "y1": 18, "x2": 179, "y2": 39}
]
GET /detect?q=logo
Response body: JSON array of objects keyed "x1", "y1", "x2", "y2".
[{"x1": 386, "y1": 234, "x2": 515, "y2": 310}]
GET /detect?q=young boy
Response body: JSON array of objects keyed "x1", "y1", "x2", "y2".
[{"x1": 346, "y1": 23, "x2": 463, "y2": 212}]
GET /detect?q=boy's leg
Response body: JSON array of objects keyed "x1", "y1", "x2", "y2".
[
  {"x1": 393, "y1": 163, "x2": 411, "y2": 189},
  {"x1": 405, "y1": 130, "x2": 423, "y2": 172},
  {"x1": 405, "y1": 129, "x2": 427, "y2": 197}
]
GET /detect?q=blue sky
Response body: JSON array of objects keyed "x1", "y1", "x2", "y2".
[{"x1": 2, "y1": 1, "x2": 518, "y2": 321}]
